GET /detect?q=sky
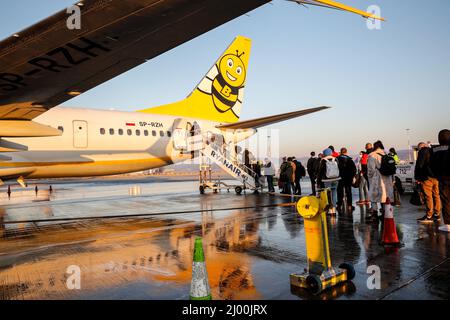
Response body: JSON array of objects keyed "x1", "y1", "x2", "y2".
[{"x1": 1, "y1": 0, "x2": 449, "y2": 157}]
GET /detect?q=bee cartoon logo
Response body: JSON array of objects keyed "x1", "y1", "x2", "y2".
[{"x1": 196, "y1": 50, "x2": 247, "y2": 119}]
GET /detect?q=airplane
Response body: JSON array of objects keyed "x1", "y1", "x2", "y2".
[{"x1": 0, "y1": 0, "x2": 384, "y2": 186}]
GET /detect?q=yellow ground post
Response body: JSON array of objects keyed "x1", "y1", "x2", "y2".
[{"x1": 290, "y1": 189, "x2": 355, "y2": 294}]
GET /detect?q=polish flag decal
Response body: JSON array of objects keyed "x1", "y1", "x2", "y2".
[{"x1": 126, "y1": 123, "x2": 136, "y2": 126}]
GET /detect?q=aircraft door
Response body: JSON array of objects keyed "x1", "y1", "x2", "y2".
[
  {"x1": 173, "y1": 119, "x2": 193, "y2": 150},
  {"x1": 73, "y1": 120, "x2": 88, "y2": 148}
]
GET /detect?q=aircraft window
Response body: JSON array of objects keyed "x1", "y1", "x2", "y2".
[
  {"x1": 118, "y1": 129, "x2": 124, "y2": 135},
  {"x1": 109, "y1": 128, "x2": 114, "y2": 135},
  {"x1": 144, "y1": 130, "x2": 149, "y2": 136},
  {"x1": 127, "y1": 129, "x2": 132, "y2": 136},
  {"x1": 136, "y1": 129, "x2": 141, "y2": 136},
  {"x1": 152, "y1": 130, "x2": 157, "y2": 137},
  {"x1": 167, "y1": 131, "x2": 171, "y2": 137},
  {"x1": 58, "y1": 126, "x2": 64, "y2": 133},
  {"x1": 160, "y1": 130, "x2": 164, "y2": 137},
  {"x1": 100, "y1": 128, "x2": 105, "y2": 135}
]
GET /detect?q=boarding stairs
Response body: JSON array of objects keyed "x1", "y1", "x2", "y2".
[{"x1": 185, "y1": 133, "x2": 259, "y2": 194}]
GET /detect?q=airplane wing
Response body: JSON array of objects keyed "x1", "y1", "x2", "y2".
[
  {"x1": 291, "y1": 0, "x2": 385, "y2": 21},
  {"x1": 216, "y1": 106, "x2": 330, "y2": 130},
  {"x1": 0, "y1": 0, "x2": 271, "y2": 122}
]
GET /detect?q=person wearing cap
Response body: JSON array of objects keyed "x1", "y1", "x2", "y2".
[
  {"x1": 415, "y1": 142, "x2": 441, "y2": 224},
  {"x1": 317, "y1": 148, "x2": 341, "y2": 214},
  {"x1": 328, "y1": 145, "x2": 340, "y2": 158}
]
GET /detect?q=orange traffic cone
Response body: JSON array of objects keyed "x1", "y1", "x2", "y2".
[{"x1": 381, "y1": 198, "x2": 401, "y2": 247}]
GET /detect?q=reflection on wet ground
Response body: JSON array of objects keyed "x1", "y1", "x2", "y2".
[{"x1": 0, "y1": 177, "x2": 449, "y2": 300}]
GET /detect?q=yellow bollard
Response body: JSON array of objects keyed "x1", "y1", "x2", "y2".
[{"x1": 290, "y1": 189, "x2": 355, "y2": 294}]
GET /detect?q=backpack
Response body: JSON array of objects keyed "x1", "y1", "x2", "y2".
[
  {"x1": 299, "y1": 163, "x2": 306, "y2": 177},
  {"x1": 378, "y1": 153, "x2": 397, "y2": 176},
  {"x1": 295, "y1": 161, "x2": 306, "y2": 177},
  {"x1": 361, "y1": 153, "x2": 368, "y2": 165},
  {"x1": 339, "y1": 155, "x2": 357, "y2": 180},
  {"x1": 279, "y1": 162, "x2": 288, "y2": 182},
  {"x1": 325, "y1": 158, "x2": 339, "y2": 179}
]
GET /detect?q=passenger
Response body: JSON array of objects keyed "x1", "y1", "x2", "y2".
[
  {"x1": 389, "y1": 147, "x2": 402, "y2": 206},
  {"x1": 415, "y1": 142, "x2": 441, "y2": 223},
  {"x1": 389, "y1": 148, "x2": 400, "y2": 165},
  {"x1": 285, "y1": 157, "x2": 296, "y2": 195},
  {"x1": 431, "y1": 129, "x2": 450, "y2": 232},
  {"x1": 252, "y1": 160, "x2": 262, "y2": 189},
  {"x1": 355, "y1": 151, "x2": 368, "y2": 205},
  {"x1": 279, "y1": 157, "x2": 288, "y2": 193},
  {"x1": 314, "y1": 153, "x2": 324, "y2": 193},
  {"x1": 358, "y1": 143, "x2": 373, "y2": 205},
  {"x1": 367, "y1": 140, "x2": 395, "y2": 221},
  {"x1": 307, "y1": 151, "x2": 318, "y2": 195},
  {"x1": 292, "y1": 156, "x2": 305, "y2": 195},
  {"x1": 363, "y1": 143, "x2": 373, "y2": 176},
  {"x1": 244, "y1": 149, "x2": 254, "y2": 171},
  {"x1": 337, "y1": 147, "x2": 357, "y2": 213},
  {"x1": 328, "y1": 145, "x2": 339, "y2": 158},
  {"x1": 262, "y1": 158, "x2": 275, "y2": 193},
  {"x1": 317, "y1": 148, "x2": 341, "y2": 214}
]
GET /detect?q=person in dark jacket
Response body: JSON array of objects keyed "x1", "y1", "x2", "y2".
[
  {"x1": 244, "y1": 149, "x2": 251, "y2": 170},
  {"x1": 415, "y1": 142, "x2": 441, "y2": 223},
  {"x1": 282, "y1": 157, "x2": 295, "y2": 195},
  {"x1": 431, "y1": 129, "x2": 450, "y2": 232},
  {"x1": 279, "y1": 157, "x2": 288, "y2": 193},
  {"x1": 293, "y1": 157, "x2": 305, "y2": 195},
  {"x1": 307, "y1": 152, "x2": 318, "y2": 195},
  {"x1": 337, "y1": 148, "x2": 357, "y2": 212},
  {"x1": 361, "y1": 143, "x2": 373, "y2": 187}
]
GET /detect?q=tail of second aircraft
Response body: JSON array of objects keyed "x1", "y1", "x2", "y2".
[{"x1": 139, "y1": 36, "x2": 252, "y2": 123}]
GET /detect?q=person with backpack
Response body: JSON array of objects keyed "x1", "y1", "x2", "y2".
[
  {"x1": 286, "y1": 157, "x2": 296, "y2": 195},
  {"x1": 367, "y1": 140, "x2": 395, "y2": 220},
  {"x1": 337, "y1": 147, "x2": 357, "y2": 213},
  {"x1": 317, "y1": 148, "x2": 341, "y2": 215},
  {"x1": 431, "y1": 129, "x2": 450, "y2": 232},
  {"x1": 293, "y1": 156, "x2": 306, "y2": 195}
]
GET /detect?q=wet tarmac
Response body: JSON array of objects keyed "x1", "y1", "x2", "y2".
[{"x1": 0, "y1": 176, "x2": 449, "y2": 300}]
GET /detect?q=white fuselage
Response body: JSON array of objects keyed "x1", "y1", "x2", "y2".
[{"x1": 0, "y1": 107, "x2": 255, "y2": 180}]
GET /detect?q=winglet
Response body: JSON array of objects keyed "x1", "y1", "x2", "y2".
[{"x1": 293, "y1": 0, "x2": 385, "y2": 21}]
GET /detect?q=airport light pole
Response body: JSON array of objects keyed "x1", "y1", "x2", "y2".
[{"x1": 406, "y1": 128, "x2": 412, "y2": 163}]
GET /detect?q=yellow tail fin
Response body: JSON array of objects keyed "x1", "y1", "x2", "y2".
[{"x1": 139, "y1": 36, "x2": 252, "y2": 123}]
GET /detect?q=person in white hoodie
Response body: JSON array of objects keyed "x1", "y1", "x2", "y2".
[
  {"x1": 262, "y1": 158, "x2": 275, "y2": 193},
  {"x1": 367, "y1": 140, "x2": 394, "y2": 221}
]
